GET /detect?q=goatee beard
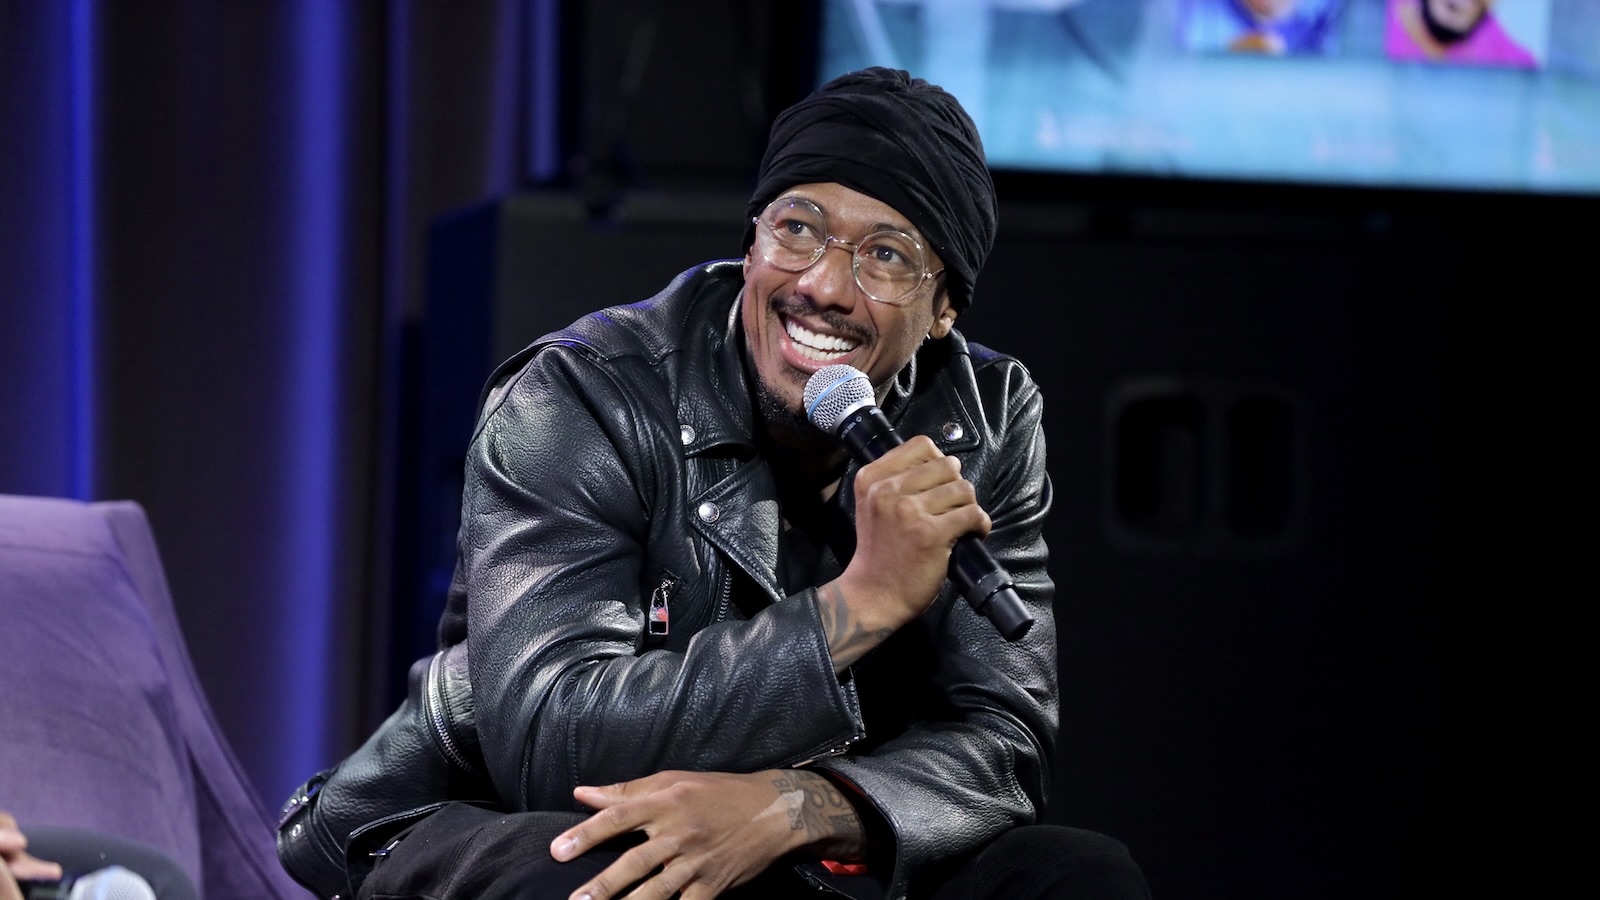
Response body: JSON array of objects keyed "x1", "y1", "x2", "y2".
[
  {"x1": 1420, "y1": 1, "x2": 1480, "y2": 45},
  {"x1": 749, "y1": 292, "x2": 869, "y2": 453},
  {"x1": 755, "y1": 377, "x2": 837, "y2": 454}
]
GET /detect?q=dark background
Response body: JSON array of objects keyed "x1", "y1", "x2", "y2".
[{"x1": 3, "y1": 1, "x2": 1582, "y2": 896}]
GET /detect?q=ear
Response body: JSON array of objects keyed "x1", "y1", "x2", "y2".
[{"x1": 929, "y1": 296, "x2": 959, "y2": 340}]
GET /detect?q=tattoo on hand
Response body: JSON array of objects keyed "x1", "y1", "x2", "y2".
[
  {"x1": 818, "y1": 582, "x2": 892, "y2": 671},
  {"x1": 769, "y1": 770, "x2": 866, "y2": 858}
]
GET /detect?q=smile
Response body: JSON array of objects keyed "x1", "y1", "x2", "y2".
[{"x1": 784, "y1": 317, "x2": 861, "y2": 362}]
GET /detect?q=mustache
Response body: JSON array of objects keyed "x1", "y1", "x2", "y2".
[{"x1": 769, "y1": 294, "x2": 872, "y2": 344}]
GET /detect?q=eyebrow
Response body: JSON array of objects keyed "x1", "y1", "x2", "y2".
[{"x1": 781, "y1": 194, "x2": 921, "y2": 240}]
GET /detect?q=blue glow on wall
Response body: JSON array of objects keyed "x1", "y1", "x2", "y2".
[
  {"x1": 70, "y1": 0, "x2": 96, "y2": 500},
  {"x1": 276, "y1": 0, "x2": 344, "y2": 799},
  {"x1": 527, "y1": 0, "x2": 562, "y2": 182}
]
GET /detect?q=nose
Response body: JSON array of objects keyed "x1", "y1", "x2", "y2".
[{"x1": 794, "y1": 239, "x2": 861, "y2": 312}]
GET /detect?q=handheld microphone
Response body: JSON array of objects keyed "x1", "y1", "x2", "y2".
[
  {"x1": 804, "y1": 364, "x2": 1035, "y2": 641},
  {"x1": 20, "y1": 866, "x2": 156, "y2": 900}
]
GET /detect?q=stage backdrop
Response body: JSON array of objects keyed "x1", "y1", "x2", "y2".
[
  {"x1": 4, "y1": 2, "x2": 1588, "y2": 897},
  {"x1": 0, "y1": 0, "x2": 531, "y2": 809}
]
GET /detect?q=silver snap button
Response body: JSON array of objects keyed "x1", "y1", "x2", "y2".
[
  {"x1": 697, "y1": 501, "x2": 720, "y2": 524},
  {"x1": 680, "y1": 423, "x2": 696, "y2": 445},
  {"x1": 941, "y1": 421, "x2": 965, "y2": 441}
]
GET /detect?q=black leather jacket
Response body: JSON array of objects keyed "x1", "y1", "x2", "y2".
[{"x1": 437, "y1": 261, "x2": 1057, "y2": 898}]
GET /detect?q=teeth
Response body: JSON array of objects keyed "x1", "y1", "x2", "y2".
[{"x1": 785, "y1": 319, "x2": 859, "y2": 361}]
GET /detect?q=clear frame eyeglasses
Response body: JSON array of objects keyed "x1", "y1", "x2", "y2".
[{"x1": 752, "y1": 196, "x2": 943, "y2": 306}]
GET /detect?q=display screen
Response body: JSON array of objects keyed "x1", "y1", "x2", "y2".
[{"x1": 817, "y1": 0, "x2": 1600, "y2": 194}]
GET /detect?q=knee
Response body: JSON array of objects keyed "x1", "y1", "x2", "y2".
[
  {"x1": 987, "y1": 826, "x2": 1149, "y2": 899},
  {"x1": 1000, "y1": 824, "x2": 1134, "y2": 863}
]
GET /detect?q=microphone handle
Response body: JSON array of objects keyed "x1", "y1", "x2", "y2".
[
  {"x1": 950, "y1": 535, "x2": 1034, "y2": 641},
  {"x1": 838, "y1": 406, "x2": 1035, "y2": 641},
  {"x1": 837, "y1": 403, "x2": 905, "y2": 459}
]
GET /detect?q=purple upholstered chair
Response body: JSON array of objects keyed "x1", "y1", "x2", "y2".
[{"x1": 0, "y1": 494, "x2": 305, "y2": 899}]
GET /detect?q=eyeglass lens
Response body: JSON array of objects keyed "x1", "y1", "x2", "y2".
[{"x1": 758, "y1": 197, "x2": 928, "y2": 304}]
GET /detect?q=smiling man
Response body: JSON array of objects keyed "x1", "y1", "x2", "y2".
[
  {"x1": 1386, "y1": 0, "x2": 1538, "y2": 67},
  {"x1": 357, "y1": 68, "x2": 1147, "y2": 900}
]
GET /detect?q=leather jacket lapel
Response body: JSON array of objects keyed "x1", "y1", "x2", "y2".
[{"x1": 689, "y1": 455, "x2": 784, "y2": 607}]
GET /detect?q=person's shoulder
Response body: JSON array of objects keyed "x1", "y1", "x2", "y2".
[
  {"x1": 954, "y1": 332, "x2": 1040, "y2": 396},
  {"x1": 475, "y1": 260, "x2": 741, "y2": 418},
  {"x1": 962, "y1": 336, "x2": 1020, "y2": 369},
  {"x1": 918, "y1": 330, "x2": 1044, "y2": 438}
]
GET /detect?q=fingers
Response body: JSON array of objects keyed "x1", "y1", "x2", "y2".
[
  {"x1": 6, "y1": 854, "x2": 61, "y2": 883},
  {"x1": 857, "y1": 437, "x2": 968, "y2": 505},
  {"x1": 933, "y1": 482, "x2": 992, "y2": 538},
  {"x1": 834, "y1": 436, "x2": 994, "y2": 638},
  {"x1": 569, "y1": 840, "x2": 683, "y2": 900},
  {"x1": 1, "y1": 814, "x2": 62, "y2": 878},
  {"x1": 853, "y1": 434, "x2": 945, "y2": 483},
  {"x1": 554, "y1": 771, "x2": 685, "y2": 862},
  {"x1": 0, "y1": 811, "x2": 21, "y2": 853},
  {"x1": 551, "y1": 772, "x2": 785, "y2": 900},
  {"x1": 572, "y1": 770, "x2": 678, "y2": 810},
  {"x1": 552, "y1": 796, "x2": 645, "y2": 863},
  {"x1": 2, "y1": 813, "x2": 62, "y2": 900},
  {"x1": 856, "y1": 440, "x2": 989, "y2": 539}
]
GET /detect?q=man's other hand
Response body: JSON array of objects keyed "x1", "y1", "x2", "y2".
[
  {"x1": 550, "y1": 769, "x2": 865, "y2": 900},
  {"x1": 2, "y1": 811, "x2": 64, "y2": 900}
]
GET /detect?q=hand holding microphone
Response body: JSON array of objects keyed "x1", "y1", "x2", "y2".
[{"x1": 804, "y1": 364, "x2": 1034, "y2": 641}]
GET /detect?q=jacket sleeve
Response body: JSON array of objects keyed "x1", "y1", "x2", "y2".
[
  {"x1": 459, "y1": 344, "x2": 865, "y2": 811},
  {"x1": 811, "y1": 359, "x2": 1058, "y2": 899}
]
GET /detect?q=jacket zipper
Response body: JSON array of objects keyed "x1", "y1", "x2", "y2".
[
  {"x1": 649, "y1": 576, "x2": 676, "y2": 635},
  {"x1": 425, "y1": 650, "x2": 473, "y2": 772},
  {"x1": 715, "y1": 572, "x2": 733, "y2": 623},
  {"x1": 713, "y1": 457, "x2": 736, "y2": 622}
]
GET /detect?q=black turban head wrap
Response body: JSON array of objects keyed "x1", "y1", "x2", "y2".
[{"x1": 743, "y1": 67, "x2": 996, "y2": 312}]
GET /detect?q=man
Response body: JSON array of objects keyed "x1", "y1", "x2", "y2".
[
  {"x1": 362, "y1": 68, "x2": 1146, "y2": 900},
  {"x1": 1385, "y1": 0, "x2": 1537, "y2": 67}
]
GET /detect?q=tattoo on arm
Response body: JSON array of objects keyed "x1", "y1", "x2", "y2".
[
  {"x1": 818, "y1": 581, "x2": 892, "y2": 673},
  {"x1": 769, "y1": 770, "x2": 867, "y2": 859}
]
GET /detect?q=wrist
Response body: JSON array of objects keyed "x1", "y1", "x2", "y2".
[
  {"x1": 829, "y1": 573, "x2": 895, "y2": 633},
  {"x1": 763, "y1": 769, "x2": 869, "y2": 860},
  {"x1": 816, "y1": 579, "x2": 896, "y2": 672}
]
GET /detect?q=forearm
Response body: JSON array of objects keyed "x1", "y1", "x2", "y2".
[
  {"x1": 811, "y1": 520, "x2": 1058, "y2": 889},
  {"x1": 816, "y1": 580, "x2": 894, "y2": 673},
  {"x1": 472, "y1": 577, "x2": 866, "y2": 808},
  {"x1": 550, "y1": 767, "x2": 873, "y2": 900}
]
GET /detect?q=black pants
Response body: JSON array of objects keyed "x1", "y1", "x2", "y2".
[{"x1": 358, "y1": 803, "x2": 1149, "y2": 900}]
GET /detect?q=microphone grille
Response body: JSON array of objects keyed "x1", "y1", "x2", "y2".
[
  {"x1": 804, "y1": 364, "x2": 875, "y2": 432},
  {"x1": 69, "y1": 866, "x2": 157, "y2": 900}
]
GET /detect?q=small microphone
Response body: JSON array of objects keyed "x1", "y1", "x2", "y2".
[
  {"x1": 20, "y1": 866, "x2": 156, "y2": 900},
  {"x1": 804, "y1": 364, "x2": 1035, "y2": 641}
]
